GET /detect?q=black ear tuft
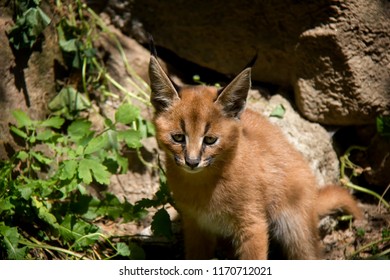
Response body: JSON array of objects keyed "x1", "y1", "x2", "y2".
[
  {"x1": 244, "y1": 53, "x2": 258, "y2": 69},
  {"x1": 148, "y1": 34, "x2": 158, "y2": 57}
]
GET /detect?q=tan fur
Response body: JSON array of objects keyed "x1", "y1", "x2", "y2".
[{"x1": 149, "y1": 56, "x2": 362, "y2": 259}]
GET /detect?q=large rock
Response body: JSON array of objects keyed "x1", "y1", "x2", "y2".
[
  {"x1": 106, "y1": 0, "x2": 390, "y2": 126},
  {"x1": 0, "y1": 4, "x2": 60, "y2": 160},
  {"x1": 247, "y1": 89, "x2": 340, "y2": 186},
  {"x1": 293, "y1": 0, "x2": 390, "y2": 125}
]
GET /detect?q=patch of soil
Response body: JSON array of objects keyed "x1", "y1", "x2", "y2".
[{"x1": 321, "y1": 203, "x2": 390, "y2": 260}]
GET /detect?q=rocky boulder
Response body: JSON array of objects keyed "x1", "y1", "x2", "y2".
[
  {"x1": 247, "y1": 89, "x2": 340, "y2": 186},
  {"x1": 0, "y1": 4, "x2": 60, "y2": 160},
  {"x1": 106, "y1": 0, "x2": 390, "y2": 126}
]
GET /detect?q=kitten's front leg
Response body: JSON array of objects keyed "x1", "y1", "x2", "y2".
[
  {"x1": 182, "y1": 215, "x2": 217, "y2": 259},
  {"x1": 233, "y1": 218, "x2": 269, "y2": 260}
]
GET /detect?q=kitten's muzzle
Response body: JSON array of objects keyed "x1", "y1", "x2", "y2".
[{"x1": 185, "y1": 156, "x2": 201, "y2": 169}]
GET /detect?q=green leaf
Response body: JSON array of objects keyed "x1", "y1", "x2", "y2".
[
  {"x1": 84, "y1": 134, "x2": 109, "y2": 155},
  {"x1": 115, "y1": 153, "x2": 128, "y2": 173},
  {"x1": 78, "y1": 159, "x2": 110, "y2": 185},
  {"x1": 128, "y1": 243, "x2": 145, "y2": 260},
  {"x1": 35, "y1": 129, "x2": 55, "y2": 141},
  {"x1": 12, "y1": 110, "x2": 32, "y2": 128},
  {"x1": 67, "y1": 119, "x2": 92, "y2": 140},
  {"x1": 115, "y1": 103, "x2": 140, "y2": 125},
  {"x1": 0, "y1": 225, "x2": 27, "y2": 259},
  {"x1": 151, "y1": 208, "x2": 172, "y2": 239},
  {"x1": 58, "y1": 215, "x2": 78, "y2": 243},
  {"x1": 30, "y1": 151, "x2": 52, "y2": 165},
  {"x1": 17, "y1": 182, "x2": 34, "y2": 200},
  {"x1": 7, "y1": 7, "x2": 50, "y2": 50},
  {"x1": 376, "y1": 116, "x2": 390, "y2": 137},
  {"x1": 58, "y1": 215, "x2": 100, "y2": 249},
  {"x1": 60, "y1": 160, "x2": 78, "y2": 181},
  {"x1": 145, "y1": 120, "x2": 156, "y2": 137},
  {"x1": 270, "y1": 104, "x2": 286, "y2": 118},
  {"x1": 116, "y1": 242, "x2": 131, "y2": 257},
  {"x1": 0, "y1": 197, "x2": 14, "y2": 214},
  {"x1": 90, "y1": 163, "x2": 111, "y2": 185},
  {"x1": 73, "y1": 231, "x2": 100, "y2": 250},
  {"x1": 106, "y1": 130, "x2": 119, "y2": 150},
  {"x1": 78, "y1": 159, "x2": 93, "y2": 184},
  {"x1": 48, "y1": 86, "x2": 90, "y2": 113},
  {"x1": 59, "y1": 38, "x2": 78, "y2": 52},
  {"x1": 16, "y1": 150, "x2": 29, "y2": 161},
  {"x1": 136, "y1": 118, "x2": 155, "y2": 138},
  {"x1": 10, "y1": 126, "x2": 28, "y2": 139},
  {"x1": 41, "y1": 116, "x2": 65, "y2": 129},
  {"x1": 118, "y1": 130, "x2": 142, "y2": 149},
  {"x1": 14, "y1": 0, "x2": 41, "y2": 15},
  {"x1": 29, "y1": 135, "x2": 36, "y2": 144},
  {"x1": 101, "y1": 193, "x2": 122, "y2": 220},
  {"x1": 31, "y1": 197, "x2": 58, "y2": 228},
  {"x1": 68, "y1": 195, "x2": 95, "y2": 217}
]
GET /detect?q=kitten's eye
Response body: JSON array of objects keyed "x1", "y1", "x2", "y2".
[
  {"x1": 203, "y1": 136, "x2": 218, "y2": 145},
  {"x1": 172, "y1": 133, "x2": 185, "y2": 143}
]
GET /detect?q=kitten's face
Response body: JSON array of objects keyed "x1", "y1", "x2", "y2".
[
  {"x1": 154, "y1": 86, "x2": 240, "y2": 173},
  {"x1": 149, "y1": 55, "x2": 250, "y2": 173}
]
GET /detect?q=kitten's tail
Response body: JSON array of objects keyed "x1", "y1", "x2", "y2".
[{"x1": 317, "y1": 185, "x2": 363, "y2": 220}]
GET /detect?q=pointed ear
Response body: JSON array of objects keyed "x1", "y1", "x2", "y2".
[
  {"x1": 216, "y1": 68, "x2": 251, "y2": 118},
  {"x1": 149, "y1": 55, "x2": 180, "y2": 113}
]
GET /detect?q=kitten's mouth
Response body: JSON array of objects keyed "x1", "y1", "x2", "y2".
[
  {"x1": 182, "y1": 165, "x2": 204, "y2": 174},
  {"x1": 181, "y1": 157, "x2": 214, "y2": 174},
  {"x1": 173, "y1": 154, "x2": 213, "y2": 173}
]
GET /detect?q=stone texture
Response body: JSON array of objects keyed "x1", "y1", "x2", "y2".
[
  {"x1": 247, "y1": 89, "x2": 340, "y2": 186},
  {"x1": 293, "y1": 0, "x2": 390, "y2": 125},
  {"x1": 0, "y1": 5, "x2": 61, "y2": 160},
  {"x1": 106, "y1": 0, "x2": 390, "y2": 125}
]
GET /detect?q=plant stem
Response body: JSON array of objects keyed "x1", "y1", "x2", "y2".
[
  {"x1": 92, "y1": 59, "x2": 151, "y2": 106},
  {"x1": 20, "y1": 238, "x2": 90, "y2": 260},
  {"x1": 349, "y1": 236, "x2": 390, "y2": 259},
  {"x1": 87, "y1": 7, "x2": 151, "y2": 99},
  {"x1": 340, "y1": 145, "x2": 390, "y2": 210},
  {"x1": 342, "y1": 180, "x2": 390, "y2": 209}
]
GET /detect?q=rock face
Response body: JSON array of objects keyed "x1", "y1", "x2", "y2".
[
  {"x1": 293, "y1": 0, "x2": 390, "y2": 125},
  {"x1": 247, "y1": 90, "x2": 340, "y2": 186},
  {"x1": 0, "y1": 5, "x2": 60, "y2": 160},
  {"x1": 108, "y1": 0, "x2": 390, "y2": 125}
]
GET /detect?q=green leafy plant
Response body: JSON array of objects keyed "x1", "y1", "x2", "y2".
[
  {"x1": 1, "y1": 0, "x2": 173, "y2": 259},
  {"x1": 7, "y1": 0, "x2": 51, "y2": 50},
  {"x1": 340, "y1": 146, "x2": 390, "y2": 210},
  {"x1": 376, "y1": 116, "x2": 390, "y2": 137},
  {"x1": 340, "y1": 120, "x2": 390, "y2": 259},
  {"x1": 134, "y1": 169, "x2": 175, "y2": 239},
  {"x1": 0, "y1": 106, "x2": 151, "y2": 259},
  {"x1": 349, "y1": 232, "x2": 390, "y2": 259}
]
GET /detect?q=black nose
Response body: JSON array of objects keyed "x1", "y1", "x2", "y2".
[{"x1": 185, "y1": 156, "x2": 200, "y2": 169}]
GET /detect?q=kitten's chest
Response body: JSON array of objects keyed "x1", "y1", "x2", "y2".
[
  {"x1": 177, "y1": 192, "x2": 236, "y2": 238},
  {"x1": 193, "y1": 208, "x2": 235, "y2": 237},
  {"x1": 168, "y1": 169, "x2": 237, "y2": 237}
]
